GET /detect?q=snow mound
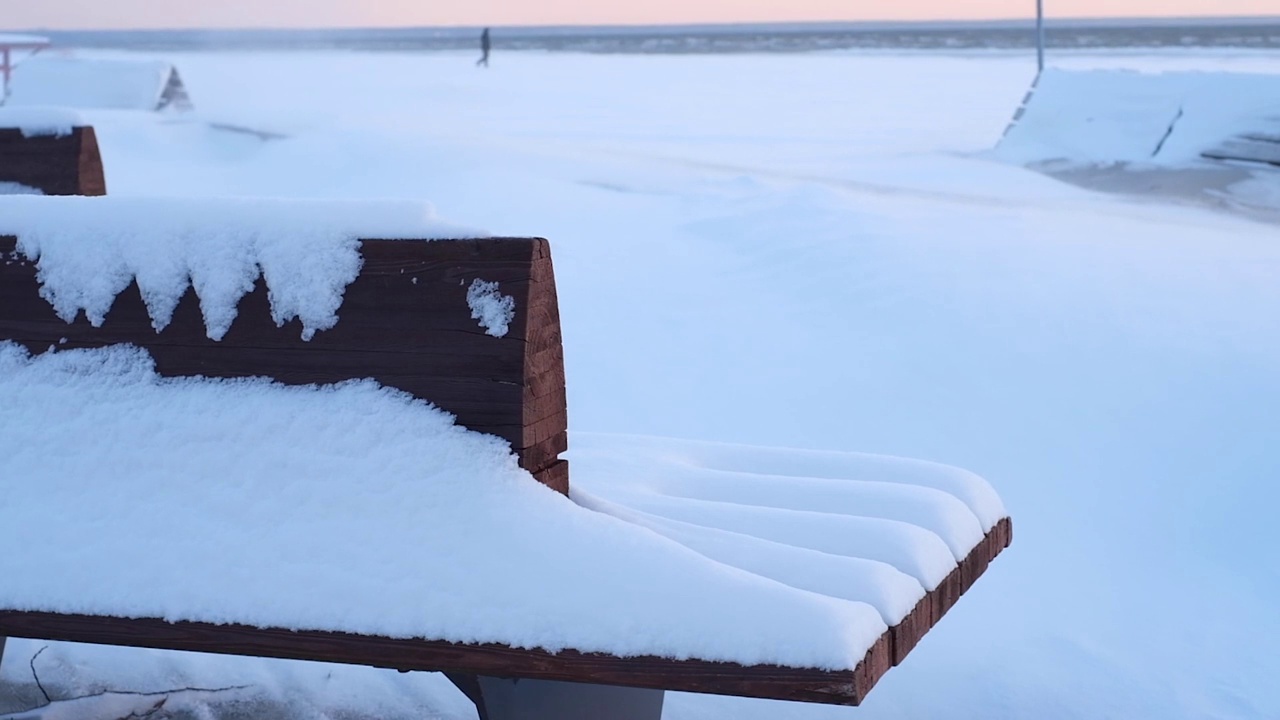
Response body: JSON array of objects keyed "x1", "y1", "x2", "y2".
[
  {"x1": 996, "y1": 69, "x2": 1280, "y2": 167},
  {"x1": 0, "y1": 343, "x2": 890, "y2": 671},
  {"x1": 0, "y1": 195, "x2": 485, "y2": 341},
  {"x1": 0, "y1": 106, "x2": 86, "y2": 137}
]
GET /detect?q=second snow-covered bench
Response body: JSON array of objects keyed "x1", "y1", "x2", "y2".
[
  {"x1": 0, "y1": 110, "x2": 107, "y2": 196},
  {"x1": 0, "y1": 196, "x2": 1011, "y2": 719}
]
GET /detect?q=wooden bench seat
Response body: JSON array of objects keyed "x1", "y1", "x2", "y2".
[{"x1": 0, "y1": 207, "x2": 1010, "y2": 719}]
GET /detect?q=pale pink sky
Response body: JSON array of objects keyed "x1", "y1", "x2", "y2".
[{"x1": 6, "y1": 0, "x2": 1275, "y2": 31}]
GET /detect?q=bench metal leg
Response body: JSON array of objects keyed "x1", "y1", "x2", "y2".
[
  {"x1": 0, "y1": 636, "x2": 6, "y2": 669},
  {"x1": 452, "y1": 674, "x2": 664, "y2": 720}
]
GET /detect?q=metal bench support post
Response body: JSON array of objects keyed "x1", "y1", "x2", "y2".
[{"x1": 466, "y1": 675, "x2": 664, "y2": 720}]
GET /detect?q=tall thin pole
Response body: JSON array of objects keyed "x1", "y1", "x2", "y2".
[{"x1": 1036, "y1": 0, "x2": 1046, "y2": 72}]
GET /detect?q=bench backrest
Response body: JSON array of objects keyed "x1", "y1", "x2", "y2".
[
  {"x1": 0, "y1": 126, "x2": 107, "y2": 196},
  {"x1": 0, "y1": 235, "x2": 568, "y2": 492}
]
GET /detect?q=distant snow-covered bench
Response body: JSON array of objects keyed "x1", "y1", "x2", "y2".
[
  {"x1": 0, "y1": 109, "x2": 106, "y2": 196},
  {"x1": 0, "y1": 196, "x2": 1011, "y2": 720}
]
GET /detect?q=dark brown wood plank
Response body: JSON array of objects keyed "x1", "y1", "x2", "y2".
[
  {"x1": 0, "y1": 518, "x2": 1010, "y2": 705},
  {"x1": 0, "y1": 234, "x2": 569, "y2": 492},
  {"x1": 0, "y1": 126, "x2": 106, "y2": 196},
  {"x1": 1202, "y1": 138, "x2": 1280, "y2": 167},
  {"x1": 0, "y1": 610, "x2": 866, "y2": 705},
  {"x1": 533, "y1": 459, "x2": 570, "y2": 495},
  {"x1": 516, "y1": 238, "x2": 568, "y2": 479},
  {"x1": 889, "y1": 517, "x2": 1012, "y2": 665}
]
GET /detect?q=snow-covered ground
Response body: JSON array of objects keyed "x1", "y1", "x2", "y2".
[{"x1": 2, "y1": 49, "x2": 1279, "y2": 719}]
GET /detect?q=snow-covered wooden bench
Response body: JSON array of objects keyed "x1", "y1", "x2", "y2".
[
  {"x1": 0, "y1": 110, "x2": 106, "y2": 196},
  {"x1": 0, "y1": 197, "x2": 1011, "y2": 720}
]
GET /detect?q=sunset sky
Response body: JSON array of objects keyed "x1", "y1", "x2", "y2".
[{"x1": 5, "y1": 0, "x2": 1275, "y2": 31}]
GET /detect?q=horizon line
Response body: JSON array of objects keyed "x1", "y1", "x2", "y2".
[{"x1": 11, "y1": 13, "x2": 1280, "y2": 36}]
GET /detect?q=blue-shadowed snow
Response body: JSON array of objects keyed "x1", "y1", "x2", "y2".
[
  {"x1": 1, "y1": 47, "x2": 1277, "y2": 720},
  {"x1": 0, "y1": 342, "x2": 889, "y2": 671},
  {"x1": 572, "y1": 433, "x2": 993, "y2": 592}
]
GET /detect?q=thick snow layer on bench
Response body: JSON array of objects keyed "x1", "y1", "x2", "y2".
[
  {"x1": 996, "y1": 69, "x2": 1280, "y2": 167},
  {"x1": 571, "y1": 433, "x2": 1007, "y2": 625},
  {"x1": 8, "y1": 57, "x2": 177, "y2": 112},
  {"x1": 0, "y1": 344, "x2": 888, "y2": 671},
  {"x1": 0, "y1": 106, "x2": 85, "y2": 137},
  {"x1": 0, "y1": 195, "x2": 484, "y2": 341}
]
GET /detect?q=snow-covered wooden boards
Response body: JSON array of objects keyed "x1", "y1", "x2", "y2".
[
  {"x1": 0, "y1": 522, "x2": 1009, "y2": 706},
  {"x1": 571, "y1": 434, "x2": 1014, "y2": 680},
  {"x1": 0, "y1": 234, "x2": 568, "y2": 491},
  {"x1": 0, "y1": 211, "x2": 1011, "y2": 711},
  {"x1": 0, "y1": 126, "x2": 106, "y2": 196}
]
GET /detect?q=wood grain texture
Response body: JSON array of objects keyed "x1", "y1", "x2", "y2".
[
  {"x1": 0, "y1": 519, "x2": 1010, "y2": 705},
  {"x1": 0, "y1": 126, "x2": 107, "y2": 196},
  {"x1": 0, "y1": 235, "x2": 568, "y2": 492}
]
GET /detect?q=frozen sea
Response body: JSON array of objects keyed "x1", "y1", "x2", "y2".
[{"x1": 1, "y1": 33, "x2": 1278, "y2": 720}]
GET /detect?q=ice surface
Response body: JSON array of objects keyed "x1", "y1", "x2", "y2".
[
  {"x1": 0, "y1": 343, "x2": 888, "y2": 671},
  {"x1": 0, "y1": 106, "x2": 85, "y2": 137},
  {"x1": 466, "y1": 277, "x2": 516, "y2": 337},
  {"x1": 0, "y1": 196, "x2": 483, "y2": 340}
]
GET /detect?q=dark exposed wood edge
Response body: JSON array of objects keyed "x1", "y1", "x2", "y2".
[
  {"x1": 0, "y1": 126, "x2": 106, "y2": 196},
  {"x1": 0, "y1": 518, "x2": 1009, "y2": 706},
  {"x1": 889, "y1": 516, "x2": 1013, "y2": 665},
  {"x1": 516, "y1": 237, "x2": 569, "y2": 494},
  {"x1": 0, "y1": 611, "x2": 869, "y2": 705},
  {"x1": 76, "y1": 127, "x2": 107, "y2": 196},
  {"x1": 1201, "y1": 150, "x2": 1280, "y2": 168},
  {"x1": 1239, "y1": 133, "x2": 1280, "y2": 146},
  {"x1": 532, "y1": 459, "x2": 569, "y2": 495}
]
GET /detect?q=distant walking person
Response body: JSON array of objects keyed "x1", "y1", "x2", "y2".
[{"x1": 477, "y1": 28, "x2": 491, "y2": 68}]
